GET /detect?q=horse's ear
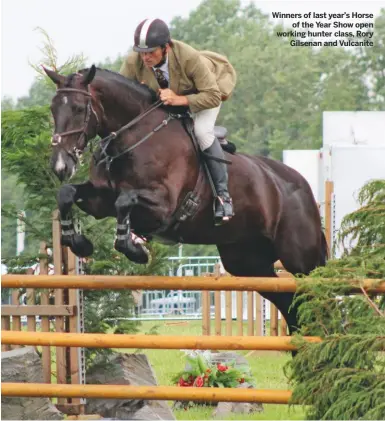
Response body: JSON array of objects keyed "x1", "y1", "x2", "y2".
[
  {"x1": 82, "y1": 65, "x2": 96, "y2": 86},
  {"x1": 42, "y1": 66, "x2": 65, "y2": 86}
]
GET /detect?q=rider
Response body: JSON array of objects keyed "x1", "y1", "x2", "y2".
[{"x1": 120, "y1": 18, "x2": 236, "y2": 225}]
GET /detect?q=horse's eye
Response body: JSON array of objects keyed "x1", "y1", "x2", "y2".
[{"x1": 73, "y1": 105, "x2": 85, "y2": 114}]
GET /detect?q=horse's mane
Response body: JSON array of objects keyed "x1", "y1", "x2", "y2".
[
  {"x1": 76, "y1": 67, "x2": 190, "y2": 116},
  {"x1": 77, "y1": 67, "x2": 158, "y2": 103}
]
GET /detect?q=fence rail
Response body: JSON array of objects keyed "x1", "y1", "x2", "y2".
[
  {"x1": 1, "y1": 383, "x2": 292, "y2": 404},
  {"x1": 3, "y1": 274, "x2": 384, "y2": 293},
  {"x1": 1, "y1": 330, "x2": 321, "y2": 350}
]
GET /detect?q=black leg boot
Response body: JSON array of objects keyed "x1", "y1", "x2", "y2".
[{"x1": 203, "y1": 139, "x2": 234, "y2": 225}]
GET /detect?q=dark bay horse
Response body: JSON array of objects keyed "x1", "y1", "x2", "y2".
[{"x1": 44, "y1": 65, "x2": 327, "y2": 334}]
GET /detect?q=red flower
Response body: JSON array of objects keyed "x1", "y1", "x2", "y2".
[
  {"x1": 217, "y1": 363, "x2": 228, "y2": 372},
  {"x1": 178, "y1": 377, "x2": 192, "y2": 387},
  {"x1": 240, "y1": 378, "x2": 245, "y2": 383},
  {"x1": 206, "y1": 368, "x2": 211, "y2": 373},
  {"x1": 194, "y1": 376, "x2": 204, "y2": 387}
]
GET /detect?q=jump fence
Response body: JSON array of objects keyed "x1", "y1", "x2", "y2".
[
  {"x1": 3, "y1": 182, "x2": 382, "y2": 414},
  {"x1": 2, "y1": 272, "x2": 383, "y2": 413}
]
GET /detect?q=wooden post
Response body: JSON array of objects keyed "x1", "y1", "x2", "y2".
[
  {"x1": 26, "y1": 268, "x2": 36, "y2": 333},
  {"x1": 52, "y1": 210, "x2": 67, "y2": 404},
  {"x1": 202, "y1": 291, "x2": 210, "y2": 336},
  {"x1": 247, "y1": 292, "x2": 254, "y2": 336},
  {"x1": 2, "y1": 266, "x2": 11, "y2": 352},
  {"x1": 225, "y1": 291, "x2": 232, "y2": 336},
  {"x1": 270, "y1": 304, "x2": 278, "y2": 337},
  {"x1": 280, "y1": 318, "x2": 288, "y2": 336},
  {"x1": 11, "y1": 291, "x2": 21, "y2": 349},
  {"x1": 236, "y1": 292, "x2": 243, "y2": 336},
  {"x1": 214, "y1": 291, "x2": 221, "y2": 336},
  {"x1": 245, "y1": 293, "x2": 263, "y2": 357},
  {"x1": 254, "y1": 293, "x2": 262, "y2": 336},
  {"x1": 39, "y1": 242, "x2": 52, "y2": 384},
  {"x1": 1, "y1": 316, "x2": 11, "y2": 351},
  {"x1": 67, "y1": 248, "x2": 84, "y2": 414},
  {"x1": 213, "y1": 264, "x2": 221, "y2": 336},
  {"x1": 325, "y1": 180, "x2": 334, "y2": 253}
]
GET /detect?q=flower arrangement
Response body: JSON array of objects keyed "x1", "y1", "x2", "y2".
[{"x1": 172, "y1": 350, "x2": 255, "y2": 390}]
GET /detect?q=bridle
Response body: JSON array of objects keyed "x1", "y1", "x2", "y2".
[{"x1": 51, "y1": 87, "x2": 100, "y2": 161}]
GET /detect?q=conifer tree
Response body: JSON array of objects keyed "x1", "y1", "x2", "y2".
[{"x1": 286, "y1": 180, "x2": 385, "y2": 420}]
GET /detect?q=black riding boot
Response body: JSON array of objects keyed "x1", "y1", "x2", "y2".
[{"x1": 204, "y1": 139, "x2": 234, "y2": 225}]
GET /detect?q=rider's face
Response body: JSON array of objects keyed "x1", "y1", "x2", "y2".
[{"x1": 140, "y1": 46, "x2": 167, "y2": 67}]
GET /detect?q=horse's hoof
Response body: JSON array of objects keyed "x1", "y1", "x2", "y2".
[
  {"x1": 71, "y1": 234, "x2": 94, "y2": 257},
  {"x1": 61, "y1": 235, "x2": 73, "y2": 248},
  {"x1": 115, "y1": 240, "x2": 149, "y2": 264},
  {"x1": 131, "y1": 248, "x2": 149, "y2": 264}
]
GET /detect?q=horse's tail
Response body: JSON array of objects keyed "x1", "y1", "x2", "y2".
[{"x1": 320, "y1": 231, "x2": 329, "y2": 266}]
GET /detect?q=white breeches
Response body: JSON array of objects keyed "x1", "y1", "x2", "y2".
[{"x1": 191, "y1": 104, "x2": 221, "y2": 151}]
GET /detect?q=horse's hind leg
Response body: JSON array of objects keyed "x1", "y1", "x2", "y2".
[
  {"x1": 275, "y1": 213, "x2": 325, "y2": 276},
  {"x1": 217, "y1": 239, "x2": 298, "y2": 335},
  {"x1": 57, "y1": 182, "x2": 115, "y2": 257}
]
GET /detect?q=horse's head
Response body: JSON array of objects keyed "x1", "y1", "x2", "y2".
[{"x1": 44, "y1": 65, "x2": 99, "y2": 181}]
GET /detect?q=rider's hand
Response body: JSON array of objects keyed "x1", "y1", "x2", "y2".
[{"x1": 159, "y1": 89, "x2": 188, "y2": 106}]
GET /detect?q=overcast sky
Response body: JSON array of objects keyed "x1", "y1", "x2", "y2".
[{"x1": 1, "y1": 0, "x2": 385, "y2": 100}]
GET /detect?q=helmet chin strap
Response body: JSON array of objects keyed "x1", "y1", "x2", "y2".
[{"x1": 153, "y1": 47, "x2": 168, "y2": 68}]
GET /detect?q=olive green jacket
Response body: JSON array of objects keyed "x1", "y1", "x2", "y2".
[{"x1": 119, "y1": 40, "x2": 237, "y2": 113}]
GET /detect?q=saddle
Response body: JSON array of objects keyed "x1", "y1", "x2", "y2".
[
  {"x1": 162, "y1": 105, "x2": 236, "y2": 154},
  {"x1": 214, "y1": 126, "x2": 237, "y2": 154}
]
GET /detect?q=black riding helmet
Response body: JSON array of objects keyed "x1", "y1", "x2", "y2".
[{"x1": 133, "y1": 19, "x2": 171, "y2": 53}]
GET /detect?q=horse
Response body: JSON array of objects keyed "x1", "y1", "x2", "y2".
[{"x1": 44, "y1": 64, "x2": 327, "y2": 334}]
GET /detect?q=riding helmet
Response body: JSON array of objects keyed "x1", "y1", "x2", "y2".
[{"x1": 133, "y1": 19, "x2": 171, "y2": 52}]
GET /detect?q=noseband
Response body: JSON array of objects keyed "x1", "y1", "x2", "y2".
[{"x1": 51, "y1": 87, "x2": 100, "y2": 161}]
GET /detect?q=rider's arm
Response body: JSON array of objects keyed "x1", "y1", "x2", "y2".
[{"x1": 184, "y1": 54, "x2": 222, "y2": 113}]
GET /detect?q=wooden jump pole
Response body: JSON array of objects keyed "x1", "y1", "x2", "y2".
[
  {"x1": 2, "y1": 383, "x2": 292, "y2": 404},
  {"x1": 3, "y1": 275, "x2": 384, "y2": 293},
  {"x1": 1, "y1": 331, "x2": 322, "y2": 351}
]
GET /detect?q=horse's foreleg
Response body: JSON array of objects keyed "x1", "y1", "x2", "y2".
[
  {"x1": 57, "y1": 183, "x2": 94, "y2": 257},
  {"x1": 114, "y1": 190, "x2": 149, "y2": 264}
]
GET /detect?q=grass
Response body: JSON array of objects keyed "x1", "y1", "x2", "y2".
[{"x1": 113, "y1": 320, "x2": 305, "y2": 420}]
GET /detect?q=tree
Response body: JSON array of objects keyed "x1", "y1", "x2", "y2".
[
  {"x1": 1, "y1": 96, "x2": 16, "y2": 111},
  {"x1": 1, "y1": 172, "x2": 26, "y2": 258},
  {"x1": 2, "y1": 106, "x2": 57, "y2": 255},
  {"x1": 355, "y1": 9, "x2": 385, "y2": 108},
  {"x1": 286, "y1": 180, "x2": 385, "y2": 420}
]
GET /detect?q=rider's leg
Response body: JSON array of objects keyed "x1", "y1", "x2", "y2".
[{"x1": 192, "y1": 104, "x2": 234, "y2": 225}]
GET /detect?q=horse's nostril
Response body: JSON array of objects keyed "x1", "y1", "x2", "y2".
[{"x1": 57, "y1": 170, "x2": 66, "y2": 182}]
